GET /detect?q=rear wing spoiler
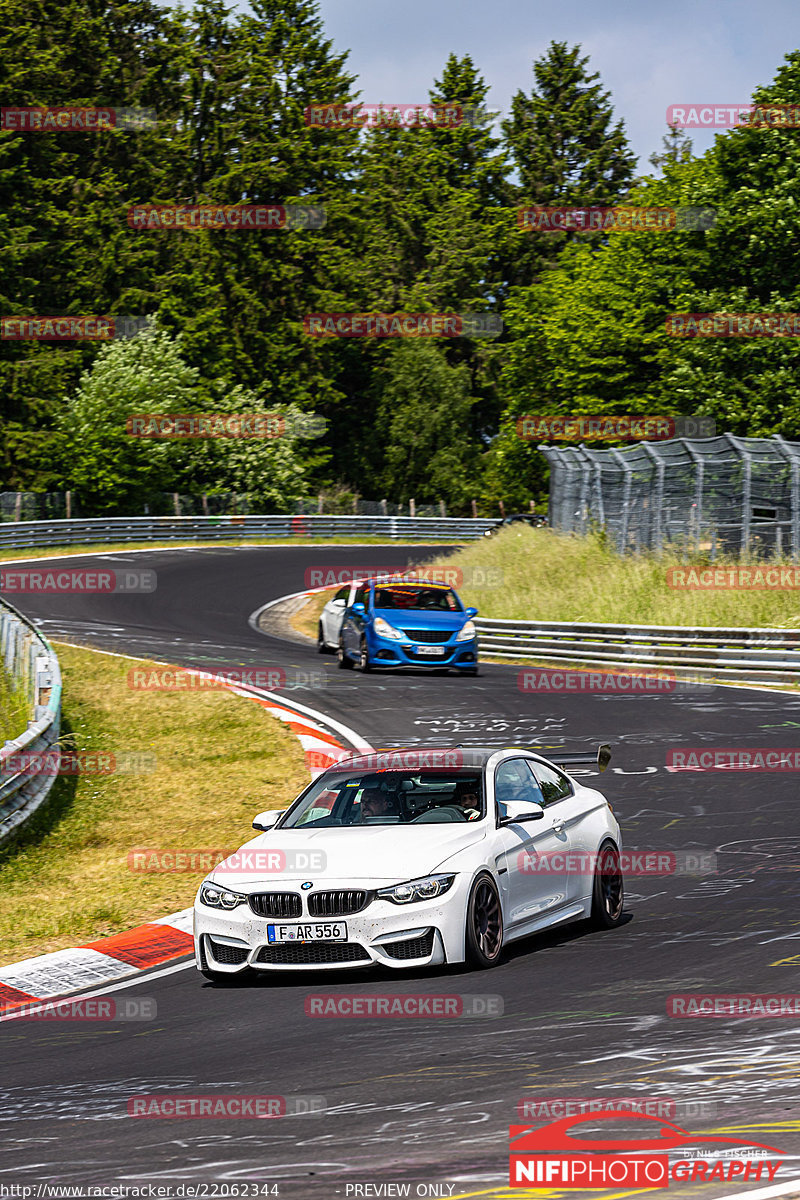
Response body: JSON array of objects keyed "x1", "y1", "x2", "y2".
[{"x1": 553, "y1": 743, "x2": 612, "y2": 774}]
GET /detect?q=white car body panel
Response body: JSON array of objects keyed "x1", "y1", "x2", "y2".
[{"x1": 194, "y1": 749, "x2": 622, "y2": 975}]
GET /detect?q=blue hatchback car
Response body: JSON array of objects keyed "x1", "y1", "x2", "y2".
[{"x1": 337, "y1": 578, "x2": 479, "y2": 674}]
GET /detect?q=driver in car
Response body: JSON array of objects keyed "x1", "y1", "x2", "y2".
[
  {"x1": 360, "y1": 788, "x2": 400, "y2": 820},
  {"x1": 450, "y1": 784, "x2": 482, "y2": 820}
]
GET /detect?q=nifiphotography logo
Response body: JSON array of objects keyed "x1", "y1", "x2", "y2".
[{"x1": 509, "y1": 1110, "x2": 785, "y2": 1189}]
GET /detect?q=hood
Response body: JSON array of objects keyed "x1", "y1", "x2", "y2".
[
  {"x1": 209, "y1": 823, "x2": 486, "y2": 889},
  {"x1": 372, "y1": 607, "x2": 468, "y2": 632}
]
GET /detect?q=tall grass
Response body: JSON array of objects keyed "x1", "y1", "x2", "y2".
[
  {"x1": 0, "y1": 664, "x2": 31, "y2": 744},
  {"x1": 433, "y1": 528, "x2": 800, "y2": 628},
  {"x1": 0, "y1": 642, "x2": 309, "y2": 965}
]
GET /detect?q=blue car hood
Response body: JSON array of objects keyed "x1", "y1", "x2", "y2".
[{"x1": 372, "y1": 607, "x2": 467, "y2": 631}]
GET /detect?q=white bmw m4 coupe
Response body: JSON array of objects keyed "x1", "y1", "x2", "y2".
[{"x1": 194, "y1": 744, "x2": 622, "y2": 978}]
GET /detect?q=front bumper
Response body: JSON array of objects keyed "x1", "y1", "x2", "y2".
[
  {"x1": 367, "y1": 634, "x2": 478, "y2": 669},
  {"x1": 194, "y1": 881, "x2": 469, "y2": 973}
]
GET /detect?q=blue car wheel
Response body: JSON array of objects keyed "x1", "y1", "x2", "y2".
[{"x1": 357, "y1": 636, "x2": 372, "y2": 673}]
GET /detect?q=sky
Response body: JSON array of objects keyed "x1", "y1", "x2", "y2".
[{"x1": 312, "y1": 0, "x2": 800, "y2": 170}]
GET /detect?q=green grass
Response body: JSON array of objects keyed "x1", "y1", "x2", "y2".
[
  {"x1": 427, "y1": 527, "x2": 800, "y2": 628},
  {"x1": 0, "y1": 664, "x2": 31, "y2": 744},
  {"x1": 0, "y1": 642, "x2": 310, "y2": 966},
  {"x1": 0, "y1": 536, "x2": 462, "y2": 563}
]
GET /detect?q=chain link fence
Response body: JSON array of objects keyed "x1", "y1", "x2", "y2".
[{"x1": 541, "y1": 434, "x2": 800, "y2": 558}]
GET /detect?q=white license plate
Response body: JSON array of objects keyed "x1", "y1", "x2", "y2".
[
  {"x1": 415, "y1": 645, "x2": 445, "y2": 656},
  {"x1": 267, "y1": 922, "x2": 347, "y2": 943}
]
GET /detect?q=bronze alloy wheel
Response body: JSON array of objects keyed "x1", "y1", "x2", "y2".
[
  {"x1": 466, "y1": 875, "x2": 503, "y2": 967},
  {"x1": 591, "y1": 842, "x2": 625, "y2": 928}
]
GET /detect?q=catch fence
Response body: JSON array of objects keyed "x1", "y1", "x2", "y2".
[{"x1": 541, "y1": 434, "x2": 800, "y2": 558}]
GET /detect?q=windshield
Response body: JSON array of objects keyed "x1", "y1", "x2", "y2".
[
  {"x1": 372, "y1": 585, "x2": 461, "y2": 612},
  {"x1": 279, "y1": 771, "x2": 484, "y2": 827}
]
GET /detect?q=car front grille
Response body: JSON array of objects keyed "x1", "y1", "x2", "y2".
[
  {"x1": 256, "y1": 943, "x2": 370, "y2": 966},
  {"x1": 400, "y1": 629, "x2": 453, "y2": 643},
  {"x1": 249, "y1": 892, "x2": 302, "y2": 919},
  {"x1": 208, "y1": 939, "x2": 250, "y2": 966},
  {"x1": 381, "y1": 930, "x2": 435, "y2": 960},
  {"x1": 308, "y1": 889, "x2": 371, "y2": 917}
]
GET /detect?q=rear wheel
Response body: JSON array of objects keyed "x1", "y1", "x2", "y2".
[
  {"x1": 357, "y1": 636, "x2": 372, "y2": 673},
  {"x1": 590, "y1": 841, "x2": 625, "y2": 928},
  {"x1": 317, "y1": 623, "x2": 328, "y2": 654},
  {"x1": 465, "y1": 874, "x2": 503, "y2": 968},
  {"x1": 337, "y1": 637, "x2": 353, "y2": 669}
]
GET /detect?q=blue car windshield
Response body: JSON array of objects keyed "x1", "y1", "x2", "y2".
[{"x1": 372, "y1": 585, "x2": 461, "y2": 612}]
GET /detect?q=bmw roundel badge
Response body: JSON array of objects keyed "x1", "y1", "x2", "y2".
[{"x1": 301, "y1": 881, "x2": 313, "y2": 890}]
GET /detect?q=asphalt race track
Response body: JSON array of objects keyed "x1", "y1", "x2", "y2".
[{"x1": 2, "y1": 544, "x2": 800, "y2": 1199}]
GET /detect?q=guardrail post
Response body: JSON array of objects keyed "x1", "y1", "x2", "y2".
[
  {"x1": 682, "y1": 440, "x2": 704, "y2": 553},
  {"x1": 609, "y1": 448, "x2": 632, "y2": 553},
  {"x1": 725, "y1": 434, "x2": 751, "y2": 556},
  {"x1": 640, "y1": 442, "x2": 664, "y2": 551},
  {"x1": 773, "y1": 435, "x2": 800, "y2": 560}
]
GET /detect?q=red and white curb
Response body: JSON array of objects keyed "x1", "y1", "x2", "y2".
[{"x1": 0, "y1": 655, "x2": 371, "y2": 1016}]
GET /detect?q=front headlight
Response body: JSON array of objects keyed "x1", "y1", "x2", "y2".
[
  {"x1": 377, "y1": 874, "x2": 456, "y2": 904},
  {"x1": 455, "y1": 620, "x2": 477, "y2": 642},
  {"x1": 373, "y1": 616, "x2": 405, "y2": 641},
  {"x1": 199, "y1": 882, "x2": 248, "y2": 910}
]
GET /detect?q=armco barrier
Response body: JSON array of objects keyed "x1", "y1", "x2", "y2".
[
  {"x1": 0, "y1": 599, "x2": 62, "y2": 842},
  {"x1": 0, "y1": 514, "x2": 493, "y2": 550},
  {"x1": 475, "y1": 618, "x2": 800, "y2": 685}
]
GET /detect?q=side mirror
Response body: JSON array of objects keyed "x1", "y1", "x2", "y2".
[
  {"x1": 499, "y1": 800, "x2": 545, "y2": 825},
  {"x1": 252, "y1": 809, "x2": 284, "y2": 831},
  {"x1": 351, "y1": 602, "x2": 365, "y2": 614},
  {"x1": 465, "y1": 607, "x2": 478, "y2": 618}
]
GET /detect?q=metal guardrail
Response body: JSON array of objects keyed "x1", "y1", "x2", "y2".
[
  {"x1": 0, "y1": 599, "x2": 62, "y2": 842},
  {"x1": 475, "y1": 617, "x2": 800, "y2": 685},
  {"x1": 0, "y1": 514, "x2": 494, "y2": 550}
]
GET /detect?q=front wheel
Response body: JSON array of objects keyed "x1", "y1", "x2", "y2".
[
  {"x1": 465, "y1": 874, "x2": 503, "y2": 968},
  {"x1": 590, "y1": 841, "x2": 625, "y2": 929},
  {"x1": 317, "y1": 623, "x2": 328, "y2": 654}
]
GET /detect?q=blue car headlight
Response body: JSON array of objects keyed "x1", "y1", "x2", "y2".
[
  {"x1": 455, "y1": 620, "x2": 477, "y2": 642},
  {"x1": 373, "y1": 616, "x2": 405, "y2": 641},
  {"x1": 377, "y1": 874, "x2": 456, "y2": 904},
  {"x1": 199, "y1": 882, "x2": 248, "y2": 910}
]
